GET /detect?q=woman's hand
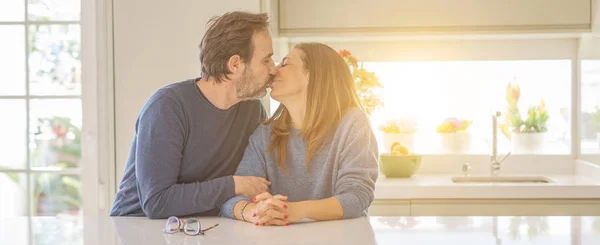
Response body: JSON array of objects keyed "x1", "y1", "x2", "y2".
[
  {"x1": 252, "y1": 193, "x2": 306, "y2": 226},
  {"x1": 252, "y1": 192, "x2": 288, "y2": 226}
]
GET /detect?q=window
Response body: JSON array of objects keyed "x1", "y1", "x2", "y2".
[
  {"x1": 364, "y1": 60, "x2": 572, "y2": 155},
  {"x1": 0, "y1": 0, "x2": 82, "y2": 244},
  {"x1": 270, "y1": 39, "x2": 578, "y2": 157},
  {"x1": 581, "y1": 60, "x2": 600, "y2": 154}
]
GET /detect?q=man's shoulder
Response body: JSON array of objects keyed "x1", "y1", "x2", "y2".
[
  {"x1": 137, "y1": 79, "x2": 197, "y2": 116},
  {"x1": 154, "y1": 78, "x2": 197, "y2": 101}
]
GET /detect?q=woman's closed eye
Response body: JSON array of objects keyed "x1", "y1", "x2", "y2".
[{"x1": 280, "y1": 58, "x2": 289, "y2": 67}]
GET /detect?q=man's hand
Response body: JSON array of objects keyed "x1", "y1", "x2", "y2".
[{"x1": 233, "y1": 176, "x2": 271, "y2": 197}]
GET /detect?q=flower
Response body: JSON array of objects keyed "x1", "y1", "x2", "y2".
[
  {"x1": 506, "y1": 83, "x2": 520, "y2": 105},
  {"x1": 538, "y1": 99, "x2": 546, "y2": 114},
  {"x1": 505, "y1": 82, "x2": 549, "y2": 134},
  {"x1": 339, "y1": 49, "x2": 351, "y2": 58},
  {"x1": 528, "y1": 107, "x2": 535, "y2": 118},
  {"x1": 348, "y1": 56, "x2": 358, "y2": 67},
  {"x1": 338, "y1": 49, "x2": 383, "y2": 115},
  {"x1": 437, "y1": 118, "x2": 472, "y2": 133}
]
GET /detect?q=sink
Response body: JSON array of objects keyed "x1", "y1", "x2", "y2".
[{"x1": 451, "y1": 176, "x2": 555, "y2": 183}]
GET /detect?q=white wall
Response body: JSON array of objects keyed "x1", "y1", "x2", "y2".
[{"x1": 113, "y1": 0, "x2": 262, "y2": 190}]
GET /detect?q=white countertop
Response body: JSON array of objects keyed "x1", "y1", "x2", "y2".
[
  {"x1": 2, "y1": 216, "x2": 600, "y2": 245},
  {"x1": 375, "y1": 174, "x2": 600, "y2": 199}
]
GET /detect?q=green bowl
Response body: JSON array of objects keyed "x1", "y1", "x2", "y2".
[{"x1": 379, "y1": 154, "x2": 421, "y2": 178}]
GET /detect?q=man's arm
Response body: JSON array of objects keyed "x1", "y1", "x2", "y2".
[{"x1": 134, "y1": 95, "x2": 235, "y2": 219}]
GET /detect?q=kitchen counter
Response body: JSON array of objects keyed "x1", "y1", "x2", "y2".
[
  {"x1": 2, "y1": 215, "x2": 600, "y2": 245},
  {"x1": 375, "y1": 174, "x2": 600, "y2": 199}
]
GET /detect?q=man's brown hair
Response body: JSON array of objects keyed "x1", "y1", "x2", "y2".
[{"x1": 199, "y1": 11, "x2": 269, "y2": 83}]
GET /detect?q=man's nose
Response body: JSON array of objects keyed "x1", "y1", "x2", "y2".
[{"x1": 270, "y1": 63, "x2": 278, "y2": 75}]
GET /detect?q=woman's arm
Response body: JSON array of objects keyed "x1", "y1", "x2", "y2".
[
  {"x1": 254, "y1": 196, "x2": 343, "y2": 225},
  {"x1": 257, "y1": 117, "x2": 379, "y2": 225},
  {"x1": 332, "y1": 116, "x2": 379, "y2": 219},
  {"x1": 288, "y1": 197, "x2": 342, "y2": 221}
]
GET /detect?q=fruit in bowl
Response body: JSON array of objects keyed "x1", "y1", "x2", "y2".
[
  {"x1": 380, "y1": 120, "x2": 418, "y2": 152},
  {"x1": 380, "y1": 141, "x2": 421, "y2": 178},
  {"x1": 390, "y1": 142, "x2": 409, "y2": 155}
]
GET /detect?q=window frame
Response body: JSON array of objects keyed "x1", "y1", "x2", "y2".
[{"x1": 0, "y1": 0, "x2": 104, "y2": 244}]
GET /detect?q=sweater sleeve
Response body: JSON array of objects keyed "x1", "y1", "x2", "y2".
[
  {"x1": 334, "y1": 112, "x2": 379, "y2": 219},
  {"x1": 135, "y1": 95, "x2": 235, "y2": 219}
]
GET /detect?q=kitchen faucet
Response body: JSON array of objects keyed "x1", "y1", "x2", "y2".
[{"x1": 491, "y1": 111, "x2": 511, "y2": 176}]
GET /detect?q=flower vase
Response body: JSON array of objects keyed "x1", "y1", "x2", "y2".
[
  {"x1": 439, "y1": 131, "x2": 472, "y2": 154},
  {"x1": 511, "y1": 132, "x2": 546, "y2": 154}
]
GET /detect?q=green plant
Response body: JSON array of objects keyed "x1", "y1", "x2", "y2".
[
  {"x1": 339, "y1": 49, "x2": 383, "y2": 115},
  {"x1": 33, "y1": 117, "x2": 82, "y2": 215},
  {"x1": 505, "y1": 83, "x2": 549, "y2": 134},
  {"x1": 2, "y1": 116, "x2": 82, "y2": 216},
  {"x1": 591, "y1": 107, "x2": 600, "y2": 132}
]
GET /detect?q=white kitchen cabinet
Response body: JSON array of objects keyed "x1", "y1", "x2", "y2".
[
  {"x1": 278, "y1": 0, "x2": 592, "y2": 35},
  {"x1": 369, "y1": 199, "x2": 600, "y2": 216},
  {"x1": 409, "y1": 199, "x2": 600, "y2": 216}
]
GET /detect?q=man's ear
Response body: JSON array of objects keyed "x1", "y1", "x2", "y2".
[{"x1": 227, "y1": 55, "x2": 244, "y2": 73}]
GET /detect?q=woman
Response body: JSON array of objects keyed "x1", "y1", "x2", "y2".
[{"x1": 221, "y1": 42, "x2": 379, "y2": 226}]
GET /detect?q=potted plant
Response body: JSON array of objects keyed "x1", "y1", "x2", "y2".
[
  {"x1": 379, "y1": 119, "x2": 418, "y2": 152},
  {"x1": 2, "y1": 116, "x2": 82, "y2": 216},
  {"x1": 591, "y1": 107, "x2": 600, "y2": 148},
  {"x1": 32, "y1": 116, "x2": 82, "y2": 215},
  {"x1": 505, "y1": 83, "x2": 549, "y2": 154},
  {"x1": 436, "y1": 118, "x2": 473, "y2": 153},
  {"x1": 339, "y1": 49, "x2": 383, "y2": 115}
]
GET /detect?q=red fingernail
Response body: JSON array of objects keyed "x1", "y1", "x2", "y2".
[
  {"x1": 252, "y1": 198, "x2": 256, "y2": 202},
  {"x1": 253, "y1": 213, "x2": 256, "y2": 217},
  {"x1": 255, "y1": 222, "x2": 259, "y2": 226},
  {"x1": 286, "y1": 222, "x2": 291, "y2": 226},
  {"x1": 284, "y1": 215, "x2": 288, "y2": 219},
  {"x1": 283, "y1": 204, "x2": 288, "y2": 209}
]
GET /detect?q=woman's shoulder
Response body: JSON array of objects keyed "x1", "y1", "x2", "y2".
[
  {"x1": 250, "y1": 123, "x2": 272, "y2": 143},
  {"x1": 339, "y1": 107, "x2": 371, "y2": 130}
]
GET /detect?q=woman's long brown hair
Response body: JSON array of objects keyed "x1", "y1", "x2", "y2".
[{"x1": 265, "y1": 43, "x2": 363, "y2": 170}]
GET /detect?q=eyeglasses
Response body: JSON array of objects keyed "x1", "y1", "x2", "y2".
[{"x1": 163, "y1": 216, "x2": 218, "y2": 236}]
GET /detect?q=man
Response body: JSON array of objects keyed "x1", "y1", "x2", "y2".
[{"x1": 110, "y1": 11, "x2": 277, "y2": 219}]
